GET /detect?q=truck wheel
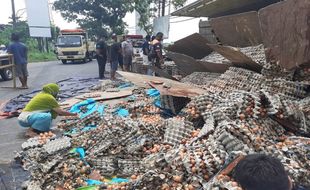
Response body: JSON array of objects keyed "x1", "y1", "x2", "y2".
[
  {"x1": 0, "y1": 68, "x2": 13, "y2": 81},
  {"x1": 87, "y1": 52, "x2": 92, "y2": 62},
  {"x1": 61, "y1": 60, "x2": 67, "y2": 64}
]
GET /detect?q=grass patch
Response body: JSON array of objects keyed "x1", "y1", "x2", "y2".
[{"x1": 28, "y1": 51, "x2": 57, "y2": 63}]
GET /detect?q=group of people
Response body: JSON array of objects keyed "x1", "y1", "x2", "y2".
[
  {"x1": 95, "y1": 32, "x2": 165, "y2": 79},
  {"x1": 95, "y1": 34, "x2": 134, "y2": 80},
  {"x1": 142, "y1": 32, "x2": 164, "y2": 76}
]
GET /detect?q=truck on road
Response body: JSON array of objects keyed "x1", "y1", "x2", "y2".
[
  {"x1": 0, "y1": 46, "x2": 13, "y2": 81},
  {"x1": 55, "y1": 29, "x2": 95, "y2": 64}
]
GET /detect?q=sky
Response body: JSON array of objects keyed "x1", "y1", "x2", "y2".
[{"x1": 0, "y1": 0, "x2": 204, "y2": 42}]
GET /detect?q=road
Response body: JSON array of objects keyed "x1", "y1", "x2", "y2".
[{"x1": 0, "y1": 60, "x2": 101, "y2": 163}]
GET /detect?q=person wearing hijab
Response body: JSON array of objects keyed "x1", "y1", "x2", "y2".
[{"x1": 18, "y1": 83, "x2": 77, "y2": 137}]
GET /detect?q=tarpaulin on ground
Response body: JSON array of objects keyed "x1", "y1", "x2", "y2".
[{"x1": 1, "y1": 77, "x2": 101, "y2": 113}]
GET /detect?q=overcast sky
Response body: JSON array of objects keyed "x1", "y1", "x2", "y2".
[{"x1": 0, "y1": 0, "x2": 203, "y2": 42}]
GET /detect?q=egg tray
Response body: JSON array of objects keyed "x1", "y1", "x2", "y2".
[
  {"x1": 262, "y1": 78, "x2": 308, "y2": 99},
  {"x1": 164, "y1": 118, "x2": 194, "y2": 146},
  {"x1": 261, "y1": 62, "x2": 295, "y2": 80},
  {"x1": 43, "y1": 136, "x2": 71, "y2": 155}
]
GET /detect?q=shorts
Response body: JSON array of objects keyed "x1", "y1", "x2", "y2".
[
  {"x1": 15, "y1": 64, "x2": 28, "y2": 77},
  {"x1": 111, "y1": 60, "x2": 119, "y2": 71},
  {"x1": 123, "y1": 55, "x2": 132, "y2": 66},
  {"x1": 143, "y1": 55, "x2": 150, "y2": 65},
  {"x1": 18, "y1": 112, "x2": 52, "y2": 132}
]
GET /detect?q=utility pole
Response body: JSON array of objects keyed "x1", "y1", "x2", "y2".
[
  {"x1": 11, "y1": 0, "x2": 16, "y2": 28},
  {"x1": 158, "y1": 0, "x2": 161, "y2": 17},
  {"x1": 162, "y1": 0, "x2": 166, "y2": 16}
]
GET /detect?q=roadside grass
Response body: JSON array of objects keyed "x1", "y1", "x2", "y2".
[{"x1": 28, "y1": 51, "x2": 57, "y2": 63}]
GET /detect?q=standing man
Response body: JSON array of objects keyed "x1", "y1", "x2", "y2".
[
  {"x1": 149, "y1": 32, "x2": 164, "y2": 76},
  {"x1": 142, "y1": 35, "x2": 152, "y2": 75},
  {"x1": 142, "y1": 35, "x2": 151, "y2": 64},
  {"x1": 121, "y1": 35, "x2": 134, "y2": 72},
  {"x1": 95, "y1": 35, "x2": 107, "y2": 79},
  {"x1": 110, "y1": 34, "x2": 121, "y2": 80},
  {"x1": 8, "y1": 33, "x2": 28, "y2": 88}
]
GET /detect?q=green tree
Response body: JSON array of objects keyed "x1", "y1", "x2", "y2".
[
  {"x1": 53, "y1": 0, "x2": 188, "y2": 36},
  {"x1": 54, "y1": 0, "x2": 137, "y2": 37}
]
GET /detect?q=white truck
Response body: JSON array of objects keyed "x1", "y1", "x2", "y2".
[{"x1": 55, "y1": 29, "x2": 96, "y2": 64}]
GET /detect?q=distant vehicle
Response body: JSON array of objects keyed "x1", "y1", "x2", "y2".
[
  {"x1": 55, "y1": 29, "x2": 96, "y2": 64},
  {"x1": 125, "y1": 35, "x2": 144, "y2": 56},
  {"x1": 115, "y1": 34, "x2": 144, "y2": 56},
  {"x1": 0, "y1": 45, "x2": 13, "y2": 81}
]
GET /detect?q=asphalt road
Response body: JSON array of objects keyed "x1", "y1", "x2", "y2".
[{"x1": 0, "y1": 60, "x2": 101, "y2": 163}]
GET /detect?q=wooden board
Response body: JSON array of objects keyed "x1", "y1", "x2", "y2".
[
  {"x1": 166, "y1": 52, "x2": 230, "y2": 75},
  {"x1": 166, "y1": 33, "x2": 213, "y2": 59},
  {"x1": 258, "y1": 0, "x2": 310, "y2": 70},
  {"x1": 75, "y1": 90, "x2": 133, "y2": 101},
  {"x1": 210, "y1": 11, "x2": 262, "y2": 47},
  {"x1": 60, "y1": 90, "x2": 133, "y2": 109},
  {"x1": 117, "y1": 71, "x2": 206, "y2": 97},
  {"x1": 207, "y1": 43, "x2": 262, "y2": 73}
]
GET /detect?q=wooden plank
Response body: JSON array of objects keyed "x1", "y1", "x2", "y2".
[
  {"x1": 0, "y1": 64, "x2": 14, "y2": 69},
  {"x1": 166, "y1": 52, "x2": 230, "y2": 75},
  {"x1": 207, "y1": 43, "x2": 262, "y2": 73},
  {"x1": 75, "y1": 90, "x2": 133, "y2": 101},
  {"x1": 60, "y1": 90, "x2": 133, "y2": 109},
  {"x1": 171, "y1": 0, "x2": 280, "y2": 18},
  {"x1": 117, "y1": 71, "x2": 206, "y2": 97},
  {"x1": 166, "y1": 33, "x2": 213, "y2": 59},
  {"x1": 210, "y1": 11, "x2": 262, "y2": 47},
  {"x1": 258, "y1": 0, "x2": 310, "y2": 70}
]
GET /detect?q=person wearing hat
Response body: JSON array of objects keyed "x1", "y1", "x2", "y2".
[{"x1": 18, "y1": 83, "x2": 77, "y2": 137}]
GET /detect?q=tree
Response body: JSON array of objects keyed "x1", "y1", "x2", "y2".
[
  {"x1": 54, "y1": 0, "x2": 137, "y2": 37},
  {"x1": 53, "y1": 0, "x2": 188, "y2": 36}
]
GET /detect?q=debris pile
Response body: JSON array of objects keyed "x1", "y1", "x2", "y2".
[{"x1": 15, "y1": 62, "x2": 310, "y2": 190}]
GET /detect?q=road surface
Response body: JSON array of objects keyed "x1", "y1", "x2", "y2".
[{"x1": 0, "y1": 60, "x2": 102, "y2": 163}]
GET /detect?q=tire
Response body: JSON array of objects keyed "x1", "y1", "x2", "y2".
[
  {"x1": 61, "y1": 60, "x2": 67, "y2": 64},
  {"x1": 0, "y1": 68, "x2": 13, "y2": 81},
  {"x1": 87, "y1": 52, "x2": 92, "y2": 62}
]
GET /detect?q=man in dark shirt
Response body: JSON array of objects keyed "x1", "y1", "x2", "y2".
[
  {"x1": 95, "y1": 36, "x2": 107, "y2": 79},
  {"x1": 8, "y1": 33, "x2": 28, "y2": 88},
  {"x1": 234, "y1": 154, "x2": 309, "y2": 190},
  {"x1": 110, "y1": 34, "x2": 121, "y2": 80},
  {"x1": 142, "y1": 35, "x2": 151, "y2": 59},
  {"x1": 149, "y1": 32, "x2": 164, "y2": 76}
]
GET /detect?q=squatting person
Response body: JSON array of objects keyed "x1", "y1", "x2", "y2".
[{"x1": 18, "y1": 83, "x2": 77, "y2": 137}]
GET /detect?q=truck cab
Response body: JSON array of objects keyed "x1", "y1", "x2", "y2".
[{"x1": 56, "y1": 29, "x2": 95, "y2": 64}]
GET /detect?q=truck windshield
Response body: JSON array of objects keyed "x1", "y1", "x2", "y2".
[{"x1": 57, "y1": 36, "x2": 82, "y2": 47}]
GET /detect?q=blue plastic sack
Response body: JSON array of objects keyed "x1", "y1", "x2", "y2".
[
  {"x1": 70, "y1": 147, "x2": 85, "y2": 159},
  {"x1": 70, "y1": 99, "x2": 95, "y2": 113},
  {"x1": 147, "y1": 89, "x2": 160, "y2": 97},
  {"x1": 97, "y1": 105, "x2": 105, "y2": 115},
  {"x1": 116, "y1": 108, "x2": 129, "y2": 117},
  {"x1": 109, "y1": 178, "x2": 129, "y2": 184},
  {"x1": 118, "y1": 83, "x2": 133, "y2": 89},
  {"x1": 86, "y1": 179, "x2": 103, "y2": 186}
]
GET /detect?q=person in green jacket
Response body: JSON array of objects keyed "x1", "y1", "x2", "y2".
[{"x1": 18, "y1": 83, "x2": 77, "y2": 137}]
